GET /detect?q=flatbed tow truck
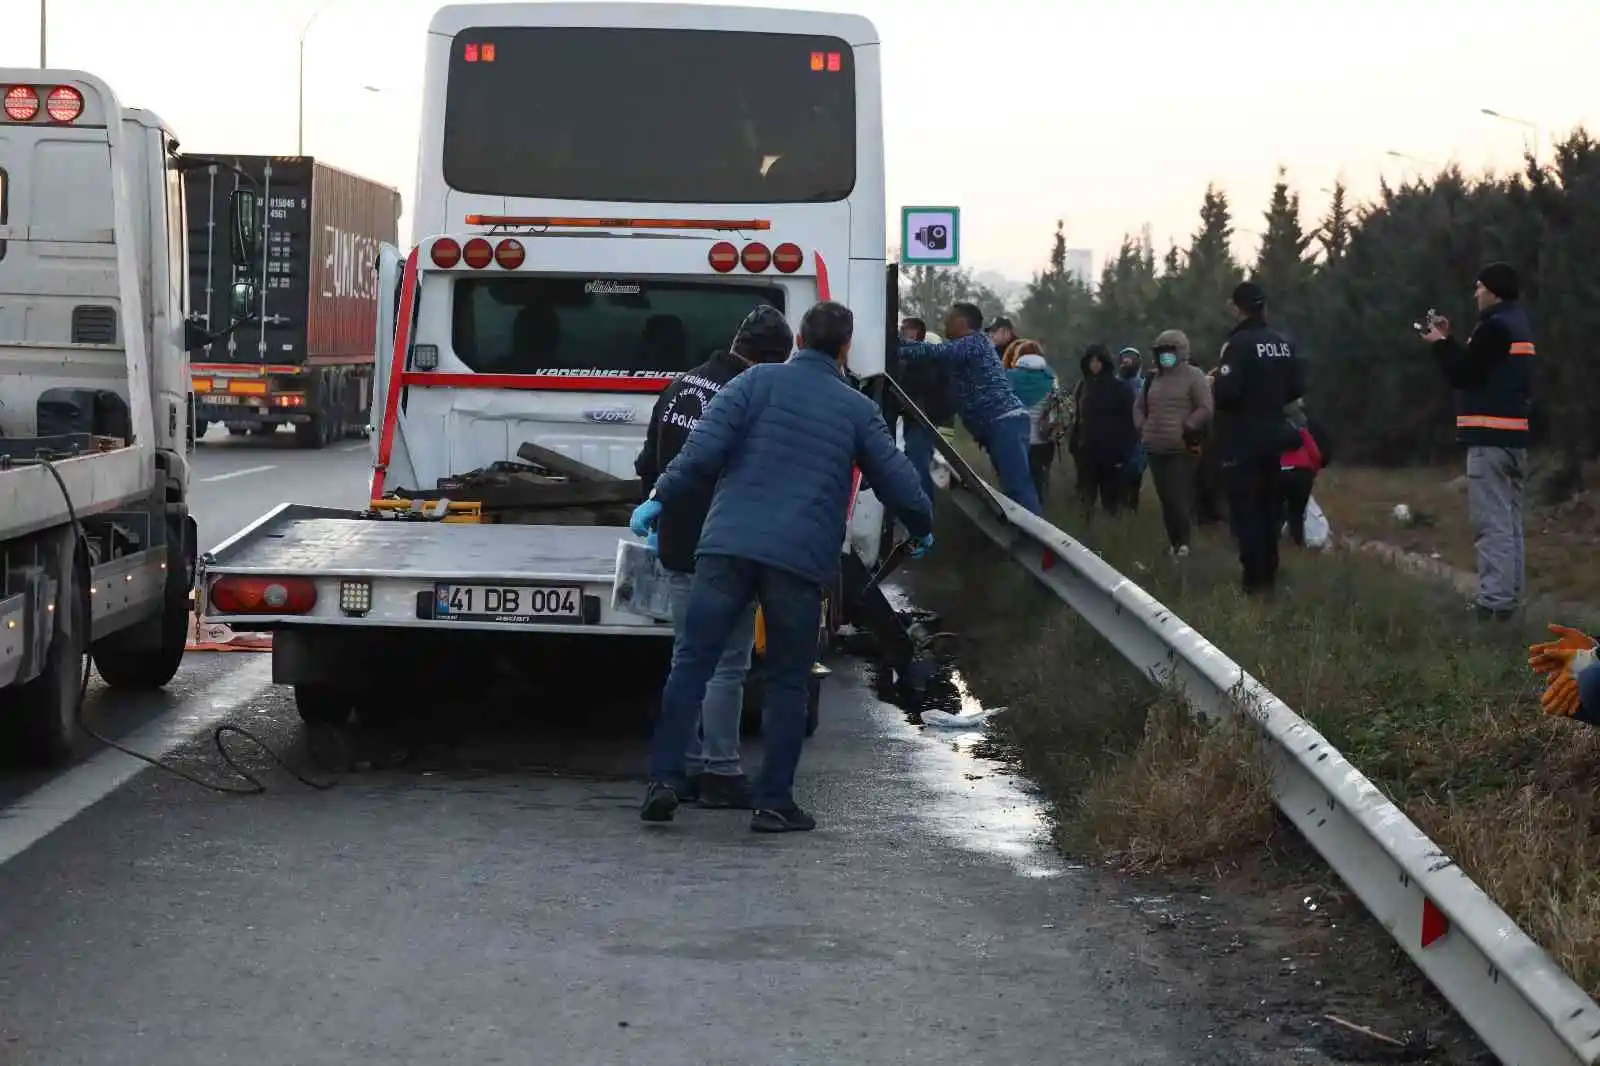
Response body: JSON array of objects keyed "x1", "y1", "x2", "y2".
[{"x1": 0, "y1": 69, "x2": 256, "y2": 763}]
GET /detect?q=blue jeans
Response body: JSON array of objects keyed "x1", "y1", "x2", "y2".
[
  {"x1": 650, "y1": 554, "x2": 822, "y2": 810},
  {"x1": 903, "y1": 420, "x2": 939, "y2": 506},
  {"x1": 976, "y1": 413, "x2": 1044, "y2": 515},
  {"x1": 667, "y1": 568, "x2": 754, "y2": 777}
]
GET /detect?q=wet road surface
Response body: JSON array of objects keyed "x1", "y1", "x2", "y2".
[{"x1": 0, "y1": 436, "x2": 1284, "y2": 1064}]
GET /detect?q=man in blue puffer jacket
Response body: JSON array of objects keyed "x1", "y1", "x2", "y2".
[
  {"x1": 898, "y1": 302, "x2": 1043, "y2": 515},
  {"x1": 631, "y1": 301, "x2": 934, "y2": 833}
]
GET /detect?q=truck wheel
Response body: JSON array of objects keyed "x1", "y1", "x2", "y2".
[
  {"x1": 293, "y1": 419, "x2": 327, "y2": 450},
  {"x1": 227, "y1": 424, "x2": 250, "y2": 437},
  {"x1": 13, "y1": 557, "x2": 88, "y2": 767},
  {"x1": 249, "y1": 425, "x2": 276, "y2": 437},
  {"x1": 93, "y1": 528, "x2": 190, "y2": 690},
  {"x1": 191, "y1": 419, "x2": 209, "y2": 445},
  {"x1": 294, "y1": 684, "x2": 354, "y2": 726}
]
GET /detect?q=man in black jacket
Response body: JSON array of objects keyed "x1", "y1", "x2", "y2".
[
  {"x1": 634, "y1": 305, "x2": 795, "y2": 808},
  {"x1": 1212, "y1": 281, "x2": 1305, "y2": 596},
  {"x1": 1420, "y1": 261, "x2": 1534, "y2": 620}
]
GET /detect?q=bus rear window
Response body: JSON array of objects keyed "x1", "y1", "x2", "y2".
[
  {"x1": 450, "y1": 277, "x2": 786, "y2": 377},
  {"x1": 442, "y1": 27, "x2": 856, "y2": 204}
]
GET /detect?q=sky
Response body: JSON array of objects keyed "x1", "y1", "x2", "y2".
[{"x1": 5, "y1": 0, "x2": 1593, "y2": 281}]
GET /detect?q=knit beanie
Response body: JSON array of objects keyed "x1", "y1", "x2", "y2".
[{"x1": 1477, "y1": 261, "x2": 1520, "y2": 301}]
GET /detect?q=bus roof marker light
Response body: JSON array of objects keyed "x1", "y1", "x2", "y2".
[
  {"x1": 4, "y1": 86, "x2": 40, "y2": 122},
  {"x1": 430, "y1": 237, "x2": 461, "y2": 268},
  {"x1": 45, "y1": 86, "x2": 82, "y2": 123},
  {"x1": 463, "y1": 43, "x2": 479, "y2": 62},
  {"x1": 810, "y1": 52, "x2": 824, "y2": 71},
  {"x1": 772, "y1": 243, "x2": 804, "y2": 273},
  {"x1": 740, "y1": 242, "x2": 771, "y2": 272},
  {"x1": 481, "y1": 43, "x2": 496, "y2": 62},
  {"x1": 826, "y1": 52, "x2": 841, "y2": 72}
]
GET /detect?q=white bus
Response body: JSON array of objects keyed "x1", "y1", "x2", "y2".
[{"x1": 373, "y1": 2, "x2": 891, "y2": 566}]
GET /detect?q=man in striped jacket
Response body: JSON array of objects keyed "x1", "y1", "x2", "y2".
[{"x1": 1421, "y1": 262, "x2": 1534, "y2": 621}]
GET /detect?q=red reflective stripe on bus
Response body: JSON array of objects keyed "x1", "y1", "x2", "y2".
[
  {"x1": 397, "y1": 372, "x2": 672, "y2": 393},
  {"x1": 370, "y1": 247, "x2": 420, "y2": 499}
]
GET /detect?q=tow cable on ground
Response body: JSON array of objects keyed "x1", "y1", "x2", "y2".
[{"x1": 38, "y1": 458, "x2": 333, "y2": 795}]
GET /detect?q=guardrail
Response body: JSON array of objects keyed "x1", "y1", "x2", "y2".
[{"x1": 937, "y1": 463, "x2": 1600, "y2": 1066}]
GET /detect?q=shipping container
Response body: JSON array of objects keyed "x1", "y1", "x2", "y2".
[{"x1": 184, "y1": 156, "x2": 401, "y2": 449}]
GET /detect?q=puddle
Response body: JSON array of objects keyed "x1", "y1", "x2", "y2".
[{"x1": 873, "y1": 660, "x2": 1067, "y2": 880}]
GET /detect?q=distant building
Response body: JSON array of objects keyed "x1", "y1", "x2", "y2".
[{"x1": 1063, "y1": 249, "x2": 1094, "y2": 286}]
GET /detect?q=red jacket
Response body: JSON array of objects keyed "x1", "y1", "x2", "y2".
[{"x1": 1281, "y1": 427, "x2": 1323, "y2": 472}]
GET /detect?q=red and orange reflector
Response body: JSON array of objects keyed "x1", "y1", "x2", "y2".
[
  {"x1": 430, "y1": 237, "x2": 462, "y2": 268},
  {"x1": 209, "y1": 576, "x2": 317, "y2": 615},
  {"x1": 740, "y1": 242, "x2": 771, "y2": 273},
  {"x1": 493, "y1": 238, "x2": 525, "y2": 269},
  {"x1": 708, "y1": 241, "x2": 739, "y2": 273},
  {"x1": 462, "y1": 237, "x2": 494, "y2": 269},
  {"x1": 809, "y1": 51, "x2": 842, "y2": 71},
  {"x1": 3, "y1": 85, "x2": 39, "y2": 122},
  {"x1": 772, "y1": 243, "x2": 803, "y2": 273},
  {"x1": 44, "y1": 86, "x2": 83, "y2": 123}
]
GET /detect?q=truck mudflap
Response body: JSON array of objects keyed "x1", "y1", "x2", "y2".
[{"x1": 197, "y1": 503, "x2": 673, "y2": 638}]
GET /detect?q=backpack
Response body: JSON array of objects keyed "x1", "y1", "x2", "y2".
[{"x1": 1041, "y1": 383, "x2": 1072, "y2": 446}]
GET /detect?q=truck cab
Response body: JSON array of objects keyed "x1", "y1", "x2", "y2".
[{"x1": 0, "y1": 71, "x2": 254, "y2": 763}]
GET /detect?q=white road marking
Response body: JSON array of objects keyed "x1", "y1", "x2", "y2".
[
  {"x1": 0, "y1": 658, "x2": 274, "y2": 866},
  {"x1": 199, "y1": 464, "x2": 277, "y2": 483}
]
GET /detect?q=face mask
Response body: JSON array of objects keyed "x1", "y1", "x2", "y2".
[{"x1": 1158, "y1": 352, "x2": 1178, "y2": 369}]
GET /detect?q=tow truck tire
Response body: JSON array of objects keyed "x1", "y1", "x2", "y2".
[
  {"x1": 93, "y1": 527, "x2": 190, "y2": 691},
  {"x1": 294, "y1": 684, "x2": 355, "y2": 726},
  {"x1": 13, "y1": 556, "x2": 87, "y2": 767}
]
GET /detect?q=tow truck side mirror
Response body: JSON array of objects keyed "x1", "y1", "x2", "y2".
[
  {"x1": 230, "y1": 280, "x2": 257, "y2": 320},
  {"x1": 228, "y1": 189, "x2": 260, "y2": 266}
]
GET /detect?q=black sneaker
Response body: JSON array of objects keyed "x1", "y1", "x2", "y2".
[
  {"x1": 678, "y1": 774, "x2": 703, "y2": 805},
  {"x1": 698, "y1": 774, "x2": 754, "y2": 810},
  {"x1": 639, "y1": 782, "x2": 680, "y2": 823},
  {"x1": 750, "y1": 805, "x2": 816, "y2": 833}
]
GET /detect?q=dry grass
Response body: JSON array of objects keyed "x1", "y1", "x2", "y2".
[
  {"x1": 1314, "y1": 461, "x2": 1600, "y2": 606},
  {"x1": 914, "y1": 459, "x2": 1600, "y2": 998}
]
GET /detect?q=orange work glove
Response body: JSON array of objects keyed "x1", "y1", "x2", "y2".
[
  {"x1": 1528, "y1": 624, "x2": 1595, "y2": 676},
  {"x1": 1542, "y1": 672, "x2": 1583, "y2": 717}
]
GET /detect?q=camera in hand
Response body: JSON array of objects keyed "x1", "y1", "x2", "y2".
[
  {"x1": 914, "y1": 224, "x2": 948, "y2": 251},
  {"x1": 1412, "y1": 308, "x2": 1440, "y2": 334}
]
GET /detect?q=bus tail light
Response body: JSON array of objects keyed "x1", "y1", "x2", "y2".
[
  {"x1": 708, "y1": 242, "x2": 738, "y2": 273},
  {"x1": 44, "y1": 86, "x2": 83, "y2": 123},
  {"x1": 430, "y1": 238, "x2": 461, "y2": 268},
  {"x1": 494, "y1": 238, "x2": 525, "y2": 269},
  {"x1": 740, "y1": 242, "x2": 771, "y2": 272},
  {"x1": 772, "y1": 243, "x2": 804, "y2": 273},
  {"x1": 209, "y1": 576, "x2": 317, "y2": 615},
  {"x1": 462, "y1": 238, "x2": 493, "y2": 268},
  {"x1": 3, "y1": 86, "x2": 39, "y2": 122}
]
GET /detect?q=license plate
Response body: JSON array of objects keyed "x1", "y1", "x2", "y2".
[
  {"x1": 433, "y1": 583, "x2": 582, "y2": 623},
  {"x1": 205, "y1": 394, "x2": 241, "y2": 405}
]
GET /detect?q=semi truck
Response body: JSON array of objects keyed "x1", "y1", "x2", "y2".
[
  {"x1": 0, "y1": 70, "x2": 255, "y2": 765},
  {"x1": 186, "y1": 156, "x2": 401, "y2": 449}
]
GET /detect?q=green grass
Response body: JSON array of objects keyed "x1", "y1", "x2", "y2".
[{"x1": 914, "y1": 460, "x2": 1600, "y2": 996}]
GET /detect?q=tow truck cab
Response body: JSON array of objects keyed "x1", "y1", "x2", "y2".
[{"x1": 371, "y1": 221, "x2": 822, "y2": 497}]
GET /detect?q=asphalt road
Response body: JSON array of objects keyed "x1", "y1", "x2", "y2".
[{"x1": 0, "y1": 431, "x2": 1283, "y2": 1065}]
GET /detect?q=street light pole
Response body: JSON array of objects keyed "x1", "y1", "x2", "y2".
[
  {"x1": 296, "y1": 0, "x2": 338, "y2": 156},
  {"x1": 39, "y1": 0, "x2": 46, "y2": 67},
  {"x1": 1480, "y1": 108, "x2": 1541, "y2": 160}
]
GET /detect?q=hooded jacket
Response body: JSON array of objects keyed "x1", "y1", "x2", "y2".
[
  {"x1": 1006, "y1": 353, "x2": 1057, "y2": 445},
  {"x1": 1135, "y1": 346, "x2": 1212, "y2": 455},
  {"x1": 898, "y1": 331, "x2": 1026, "y2": 437},
  {"x1": 1074, "y1": 350, "x2": 1139, "y2": 465}
]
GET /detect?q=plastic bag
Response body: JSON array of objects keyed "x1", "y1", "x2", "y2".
[
  {"x1": 1303, "y1": 495, "x2": 1331, "y2": 550},
  {"x1": 611, "y1": 538, "x2": 675, "y2": 622}
]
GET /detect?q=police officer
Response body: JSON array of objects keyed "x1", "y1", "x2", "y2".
[{"x1": 1211, "y1": 281, "x2": 1305, "y2": 595}]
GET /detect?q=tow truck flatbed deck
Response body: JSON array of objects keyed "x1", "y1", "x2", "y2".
[
  {"x1": 206, "y1": 503, "x2": 622, "y2": 582},
  {"x1": 200, "y1": 504, "x2": 667, "y2": 637}
]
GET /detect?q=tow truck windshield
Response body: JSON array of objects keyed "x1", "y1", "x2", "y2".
[{"x1": 441, "y1": 26, "x2": 857, "y2": 204}]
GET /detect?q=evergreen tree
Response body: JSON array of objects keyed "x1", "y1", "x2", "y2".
[
  {"x1": 1318, "y1": 179, "x2": 1352, "y2": 263},
  {"x1": 1252, "y1": 168, "x2": 1316, "y2": 337}
]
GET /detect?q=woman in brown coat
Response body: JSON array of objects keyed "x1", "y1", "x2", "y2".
[{"x1": 1133, "y1": 329, "x2": 1213, "y2": 556}]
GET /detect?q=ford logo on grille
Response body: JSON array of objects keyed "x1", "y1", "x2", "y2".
[{"x1": 583, "y1": 407, "x2": 636, "y2": 424}]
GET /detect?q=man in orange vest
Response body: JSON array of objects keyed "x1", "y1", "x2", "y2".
[{"x1": 1420, "y1": 261, "x2": 1534, "y2": 621}]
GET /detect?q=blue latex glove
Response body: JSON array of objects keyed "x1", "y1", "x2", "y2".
[
  {"x1": 909, "y1": 532, "x2": 934, "y2": 559},
  {"x1": 630, "y1": 498, "x2": 662, "y2": 537},
  {"x1": 645, "y1": 531, "x2": 659, "y2": 554}
]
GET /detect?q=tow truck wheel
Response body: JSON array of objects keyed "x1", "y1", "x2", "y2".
[
  {"x1": 294, "y1": 684, "x2": 355, "y2": 726},
  {"x1": 94, "y1": 525, "x2": 190, "y2": 691},
  {"x1": 13, "y1": 554, "x2": 88, "y2": 767}
]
